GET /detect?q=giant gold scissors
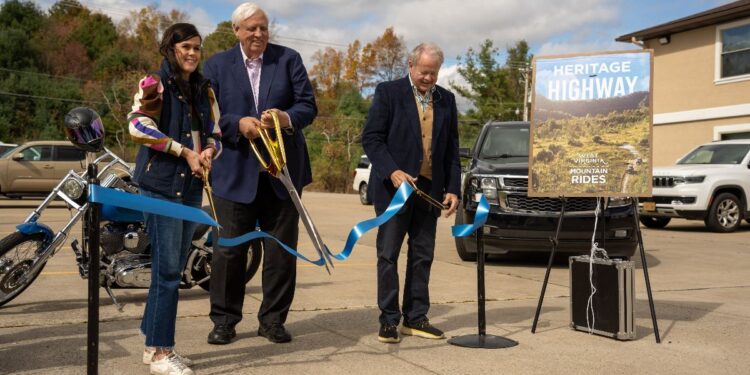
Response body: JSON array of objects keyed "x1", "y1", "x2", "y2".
[{"x1": 250, "y1": 111, "x2": 334, "y2": 273}]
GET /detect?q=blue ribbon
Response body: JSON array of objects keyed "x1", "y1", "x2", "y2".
[
  {"x1": 218, "y1": 182, "x2": 415, "y2": 265},
  {"x1": 330, "y1": 181, "x2": 413, "y2": 261},
  {"x1": 451, "y1": 195, "x2": 489, "y2": 237},
  {"x1": 88, "y1": 182, "x2": 489, "y2": 269},
  {"x1": 88, "y1": 185, "x2": 219, "y2": 227}
]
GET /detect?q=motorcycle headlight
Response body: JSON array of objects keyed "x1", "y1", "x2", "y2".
[{"x1": 61, "y1": 178, "x2": 85, "y2": 199}]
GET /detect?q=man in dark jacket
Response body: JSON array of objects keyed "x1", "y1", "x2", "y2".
[
  {"x1": 202, "y1": 2, "x2": 316, "y2": 345},
  {"x1": 362, "y1": 42, "x2": 460, "y2": 343}
]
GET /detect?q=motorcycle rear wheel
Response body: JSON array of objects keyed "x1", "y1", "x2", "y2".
[
  {"x1": 191, "y1": 223, "x2": 263, "y2": 292},
  {"x1": 0, "y1": 232, "x2": 48, "y2": 307}
]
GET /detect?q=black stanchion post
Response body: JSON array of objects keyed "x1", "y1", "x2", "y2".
[
  {"x1": 449, "y1": 222, "x2": 518, "y2": 349},
  {"x1": 477, "y1": 228, "x2": 486, "y2": 336},
  {"x1": 531, "y1": 197, "x2": 567, "y2": 333},
  {"x1": 631, "y1": 198, "x2": 661, "y2": 343},
  {"x1": 87, "y1": 163, "x2": 100, "y2": 375}
]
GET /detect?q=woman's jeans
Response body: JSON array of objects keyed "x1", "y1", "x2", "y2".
[{"x1": 139, "y1": 186, "x2": 202, "y2": 348}]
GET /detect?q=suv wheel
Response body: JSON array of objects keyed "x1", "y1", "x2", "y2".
[
  {"x1": 358, "y1": 182, "x2": 371, "y2": 205},
  {"x1": 639, "y1": 216, "x2": 671, "y2": 229},
  {"x1": 705, "y1": 193, "x2": 742, "y2": 233},
  {"x1": 454, "y1": 209, "x2": 477, "y2": 261}
]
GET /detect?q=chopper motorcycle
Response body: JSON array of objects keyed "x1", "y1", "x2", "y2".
[{"x1": 0, "y1": 108, "x2": 262, "y2": 310}]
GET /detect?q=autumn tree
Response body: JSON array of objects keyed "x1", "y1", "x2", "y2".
[
  {"x1": 0, "y1": 0, "x2": 43, "y2": 70},
  {"x1": 118, "y1": 6, "x2": 188, "y2": 70},
  {"x1": 203, "y1": 21, "x2": 236, "y2": 59}
]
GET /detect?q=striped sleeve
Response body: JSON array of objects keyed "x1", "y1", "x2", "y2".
[
  {"x1": 127, "y1": 74, "x2": 184, "y2": 157},
  {"x1": 205, "y1": 86, "x2": 223, "y2": 159}
]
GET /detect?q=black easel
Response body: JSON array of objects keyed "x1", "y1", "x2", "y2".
[
  {"x1": 449, "y1": 226, "x2": 518, "y2": 349},
  {"x1": 87, "y1": 163, "x2": 100, "y2": 374},
  {"x1": 531, "y1": 197, "x2": 567, "y2": 333},
  {"x1": 631, "y1": 197, "x2": 661, "y2": 343},
  {"x1": 530, "y1": 197, "x2": 661, "y2": 343}
]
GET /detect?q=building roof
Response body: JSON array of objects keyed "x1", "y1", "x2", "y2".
[{"x1": 616, "y1": 0, "x2": 750, "y2": 43}]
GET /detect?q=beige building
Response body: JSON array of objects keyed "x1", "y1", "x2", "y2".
[{"x1": 617, "y1": 0, "x2": 750, "y2": 166}]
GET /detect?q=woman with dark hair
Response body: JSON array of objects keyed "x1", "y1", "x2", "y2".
[{"x1": 128, "y1": 22, "x2": 222, "y2": 375}]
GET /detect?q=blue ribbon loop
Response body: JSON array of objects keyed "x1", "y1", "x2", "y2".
[
  {"x1": 451, "y1": 195, "x2": 489, "y2": 237},
  {"x1": 88, "y1": 185, "x2": 219, "y2": 227}
]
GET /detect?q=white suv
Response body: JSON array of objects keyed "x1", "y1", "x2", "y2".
[
  {"x1": 352, "y1": 155, "x2": 371, "y2": 205},
  {"x1": 639, "y1": 140, "x2": 750, "y2": 232}
]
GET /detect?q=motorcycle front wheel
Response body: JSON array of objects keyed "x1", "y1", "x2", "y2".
[{"x1": 0, "y1": 232, "x2": 48, "y2": 307}]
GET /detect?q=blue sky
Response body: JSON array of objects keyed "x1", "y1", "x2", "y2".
[
  {"x1": 30, "y1": 0, "x2": 734, "y2": 63},
  {"x1": 28, "y1": 0, "x2": 735, "y2": 107}
]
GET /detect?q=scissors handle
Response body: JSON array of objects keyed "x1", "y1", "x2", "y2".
[
  {"x1": 249, "y1": 111, "x2": 286, "y2": 176},
  {"x1": 407, "y1": 180, "x2": 448, "y2": 210}
]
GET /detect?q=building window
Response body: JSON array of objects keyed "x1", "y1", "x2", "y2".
[
  {"x1": 716, "y1": 19, "x2": 750, "y2": 84},
  {"x1": 713, "y1": 123, "x2": 750, "y2": 141}
]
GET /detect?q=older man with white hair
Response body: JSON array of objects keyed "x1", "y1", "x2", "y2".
[
  {"x1": 202, "y1": 2, "x2": 317, "y2": 345},
  {"x1": 362, "y1": 43, "x2": 461, "y2": 344}
]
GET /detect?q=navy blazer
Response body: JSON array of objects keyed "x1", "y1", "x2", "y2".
[
  {"x1": 203, "y1": 43, "x2": 317, "y2": 203},
  {"x1": 362, "y1": 76, "x2": 461, "y2": 215}
]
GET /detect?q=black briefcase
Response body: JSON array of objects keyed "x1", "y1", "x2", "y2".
[{"x1": 569, "y1": 255, "x2": 635, "y2": 340}]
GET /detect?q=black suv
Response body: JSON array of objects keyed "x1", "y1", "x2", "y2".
[{"x1": 454, "y1": 121, "x2": 638, "y2": 261}]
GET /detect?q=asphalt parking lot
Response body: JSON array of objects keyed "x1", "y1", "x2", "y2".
[{"x1": 0, "y1": 192, "x2": 748, "y2": 374}]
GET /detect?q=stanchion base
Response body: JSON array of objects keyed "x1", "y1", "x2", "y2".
[{"x1": 448, "y1": 334, "x2": 518, "y2": 349}]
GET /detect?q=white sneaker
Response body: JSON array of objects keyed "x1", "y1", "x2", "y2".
[
  {"x1": 143, "y1": 348, "x2": 193, "y2": 366},
  {"x1": 150, "y1": 353, "x2": 194, "y2": 375}
]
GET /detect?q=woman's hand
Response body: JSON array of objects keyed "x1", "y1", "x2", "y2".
[
  {"x1": 181, "y1": 148, "x2": 205, "y2": 178},
  {"x1": 200, "y1": 147, "x2": 215, "y2": 172}
]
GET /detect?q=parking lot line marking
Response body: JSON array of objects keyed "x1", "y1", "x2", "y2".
[{"x1": 40, "y1": 271, "x2": 79, "y2": 276}]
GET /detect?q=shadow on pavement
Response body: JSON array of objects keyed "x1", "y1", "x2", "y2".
[
  {"x1": 634, "y1": 299, "x2": 721, "y2": 341},
  {"x1": 0, "y1": 319, "x2": 134, "y2": 373}
]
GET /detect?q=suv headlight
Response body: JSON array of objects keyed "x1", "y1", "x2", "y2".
[
  {"x1": 480, "y1": 178, "x2": 498, "y2": 199},
  {"x1": 674, "y1": 176, "x2": 705, "y2": 184},
  {"x1": 608, "y1": 197, "x2": 631, "y2": 207},
  {"x1": 468, "y1": 177, "x2": 499, "y2": 204},
  {"x1": 61, "y1": 178, "x2": 85, "y2": 199}
]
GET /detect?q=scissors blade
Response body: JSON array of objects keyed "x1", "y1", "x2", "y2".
[
  {"x1": 278, "y1": 166, "x2": 334, "y2": 273},
  {"x1": 203, "y1": 169, "x2": 219, "y2": 232}
]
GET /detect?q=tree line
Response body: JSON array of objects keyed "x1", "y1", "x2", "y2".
[{"x1": 0, "y1": 0, "x2": 532, "y2": 193}]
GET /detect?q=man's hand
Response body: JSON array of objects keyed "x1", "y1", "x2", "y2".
[
  {"x1": 390, "y1": 170, "x2": 415, "y2": 188},
  {"x1": 239, "y1": 117, "x2": 262, "y2": 139},
  {"x1": 442, "y1": 193, "x2": 459, "y2": 218},
  {"x1": 261, "y1": 108, "x2": 291, "y2": 129}
]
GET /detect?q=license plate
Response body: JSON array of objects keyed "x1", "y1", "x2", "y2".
[{"x1": 643, "y1": 202, "x2": 656, "y2": 212}]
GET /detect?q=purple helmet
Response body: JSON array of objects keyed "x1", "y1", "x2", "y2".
[{"x1": 64, "y1": 107, "x2": 105, "y2": 152}]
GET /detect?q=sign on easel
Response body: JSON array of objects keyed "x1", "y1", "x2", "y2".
[{"x1": 528, "y1": 50, "x2": 653, "y2": 197}]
